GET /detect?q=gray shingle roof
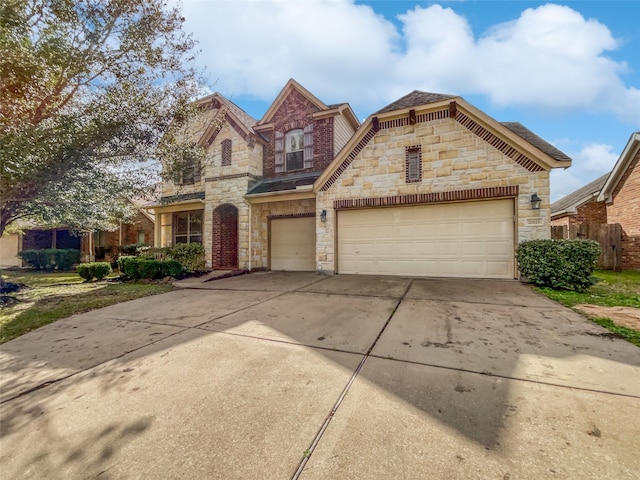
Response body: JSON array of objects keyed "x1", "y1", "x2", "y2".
[
  {"x1": 501, "y1": 122, "x2": 572, "y2": 164},
  {"x1": 247, "y1": 172, "x2": 321, "y2": 195},
  {"x1": 551, "y1": 173, "x2": 608, "y2": 215},
  {"x1": 374, "y1": 91, "x2": 457, "y2": 114},
  {"x1": 217, "y1": 95, "x2": 258, "y2": 129}
]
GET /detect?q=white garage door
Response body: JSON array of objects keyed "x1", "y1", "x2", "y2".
[
  {"x1": 337, "y1": 199, "x2": 514, "y2": 278},
  {"x1": 271, "y1": 217, "x2": 316, "y2": 271}
]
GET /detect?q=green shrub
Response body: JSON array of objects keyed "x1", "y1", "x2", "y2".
[
  {"x1": 117, "y1": 256, "x2": 172, "y2": 280},
  {"x1": 136, "y1": 259, "x2": 161, "y2": 279},
  {"x1": 161, "y1": 260, "x2": 184, "y2": 278},
  {"x1": 20, "y1": 249, "x2": 81, "y2": 271},
  {"x1": 76, "y1": 262, "x2": 112, "y2": 281},
  {"x1": 92, "y1": 262, "x2": 112, "y2": 280},
  {"x1": 117, "y1": 256, "x2": 139, "y2": 277},
  {"x1": 141, "y1": 243, "x2": 205, "y2": 273},
  {"x1": 76, "y1": 264, "x2": 93, "y2": 281},
  {"x1": 516, "y1": 239, "x2": 601, "y2": 292}
]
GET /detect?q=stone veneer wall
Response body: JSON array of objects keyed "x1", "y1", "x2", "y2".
[
  {"x1": 204, "y1": 177, "x2": 252, "y2": 269},
  {"x1": 316, "y1": 118, "x2": 551, "y2": 274},
  {"x1": 159, "y1": 110, "x2": 263, "y2": 269},
  {"x1": 250, "y1": 198, "x2": 316, "y2": 269}
]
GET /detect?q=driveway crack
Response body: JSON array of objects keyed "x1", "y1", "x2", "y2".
[{"x1": 290, "y1": 279, "x2": 414, "y2": 479}]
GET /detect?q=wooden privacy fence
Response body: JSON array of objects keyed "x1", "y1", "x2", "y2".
[{"x1": 551, "y1": 223, "x2": 623, "y2": 270}]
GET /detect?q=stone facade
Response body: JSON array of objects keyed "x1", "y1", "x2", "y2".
[
  {"x1": 156, "y1": 98, "x2": 264, "y2": 269},
  {"x1": 316, "y1": 116, "x2": 552, "y2": 274},
  {"x1": 606, "y1": 148, "x2": 640, "y2": 269},
  {"x1": 249, "y1": 197, "x2": 316, "y2": 269},
  {"x1": 155, "y1": 82, "x2": 567, "y2": 276}
]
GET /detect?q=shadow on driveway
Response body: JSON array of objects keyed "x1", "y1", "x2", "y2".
[{"x1": 1, "y1": 272, "x2": 639, "y2": 479}]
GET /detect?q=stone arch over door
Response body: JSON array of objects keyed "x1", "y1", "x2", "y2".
[{"x1": 212, "y1": 204, "x2": 239, "y2": 269}]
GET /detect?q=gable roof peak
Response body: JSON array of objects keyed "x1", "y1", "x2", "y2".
[
  {"x1": 375, "y1": 90, "x2": 458, "y2": 114},
  {"x1": 257, "y1": 79, "x2": 330, "y2": 125}
]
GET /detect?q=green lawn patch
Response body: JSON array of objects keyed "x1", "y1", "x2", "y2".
[
  {"x1": 537, "y1": 270, "x2": 640, "y2": 308},
  {"x1": 1, "y1": 270, "x2": 173, "y2": 344},
  {"x1": 536, "y1": 270, "x2": 640, "y2": 347}
]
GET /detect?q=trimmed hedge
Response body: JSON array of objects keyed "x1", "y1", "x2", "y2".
[
  {"x1": 140, "y1": 243, "x2": 205, "y2": 273},
  {"x1": 117, "y1": 256, "x2": 184, "y2": 280},
  {"x1": 77, "y1": 262, "x2": 113, "y2": 281},
  {"x1": 19, "y1": 249, "x2": 81, "y2": 271},
  {"x1": 516, "y1": 239, "x2": 601, "y2": 292}
]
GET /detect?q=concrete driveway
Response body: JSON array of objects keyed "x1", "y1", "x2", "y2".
[{"x1": 1, "y1": 272, "x2": 639, "y2": 479}]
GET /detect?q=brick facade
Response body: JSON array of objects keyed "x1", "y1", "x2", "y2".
[
  {"x1": 212, "y1": 204, "x2": 239, "y2": 268},
  {"x1": 261, "y1": 89, "x2": 334, "y2": 178},
  {"x1": 606, "y1": 148, "x2": 640, "y2": 269},
  {"x1": 551, "y1": 199, "x2": 607, "y2": 228}
]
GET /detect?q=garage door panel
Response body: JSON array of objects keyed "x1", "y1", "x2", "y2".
[
  {"x1": 271, "y1": 217, "x2": 316, "y2": 271},
  {"x1": 337, "y1": 200, "x2": 514, "y2": 278}
]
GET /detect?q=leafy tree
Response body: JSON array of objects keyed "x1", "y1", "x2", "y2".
[{"x1": 0, "y1": 0, "x2": 206, "y2": 237}]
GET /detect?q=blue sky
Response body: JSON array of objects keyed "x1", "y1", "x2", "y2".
[{"x1": 180, "y1": 0, "x2": 640, "y2": 201}]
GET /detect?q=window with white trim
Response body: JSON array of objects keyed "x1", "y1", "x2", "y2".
[
  {"x1": 275, "y1": 124, "x2": 314, "y2": 173},
  {"x1": 173, "y1": 211, "x2": 203, "y2": 244},
  {"x1": 285, "y1": 129, "x2": 304, "y2": 171}
]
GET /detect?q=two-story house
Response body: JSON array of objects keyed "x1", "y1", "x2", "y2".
[
  {"x1": 153, "y1": 79, "x2": 571, "y2": 278},
  {"x1": 152, "y1": 79, "x2": 359, "y2": 270}
]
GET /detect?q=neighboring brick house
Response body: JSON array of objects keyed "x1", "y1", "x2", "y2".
[
  {"x1": 597, "y1": 132, "x2": 640, "y2": 270},
  {"x1": 155, "y1": 80, "x2": 572, "y2": 278},
  {"x1": 550, "y1": 174, "x2": 608, "y2": 229},
  {"x1": 80, "y1": 208, "x2": 156, "y2": 262}
]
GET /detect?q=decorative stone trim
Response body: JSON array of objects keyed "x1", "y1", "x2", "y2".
[
  {"x1": 333, "y1": 186, "x2": 519, "y2": 210},
  {"x1": 160, "y1": 191, "x2": 206, "y2": 204},
  {"x1": 319, "y1": 126, "x2": 377, "y2": 191},
  {"x1": 379, "y1": 109, "x2": 450, "y2": 130},
  {"x1": 453, "y1": 110, "x2": 544, "y2": 172},
  {"x1": 405, "y1": 145, "x2": 422, "y2": 183},
  {"x1": 268, "y1": 212, "x2": 316, "y2": 220},
  {"x1": 205, "y1": 173, "x2": 261, "y2": 183},
  {"x1": 319, "y1": 109, "x2": 452, "y2": 191},
  {"x1": 221, "y1": 139, "x2": 232, "y2": 166}
]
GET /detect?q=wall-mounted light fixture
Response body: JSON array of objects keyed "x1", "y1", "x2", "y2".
[
  {"x1": 530, "y1": 193, "x2": 542, "y2": 210},
  {"x1": 320, "y1": 209, "x2": 327, "y2": 222}
]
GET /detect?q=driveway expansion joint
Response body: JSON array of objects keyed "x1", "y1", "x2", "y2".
[{"x1": 291, "y1": 279, "x2": 415, "y2": 479}]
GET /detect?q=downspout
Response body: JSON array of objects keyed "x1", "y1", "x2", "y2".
[{"x1": 248, "y1": 201, "x2": 252, "y2": 271}]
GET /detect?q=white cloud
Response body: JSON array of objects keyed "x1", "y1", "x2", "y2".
[
  {"x1": 180, "y1": 1, "x2": 638, "y2": 124},
  {"x1": 550, "y1": 142, "x2": 618, "y2": 201}
]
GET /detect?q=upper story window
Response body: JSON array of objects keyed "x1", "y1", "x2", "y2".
[
  {"x1": 221, "y1": 139, "x2": 232, "y2": 166},
  {"x1": 405, "y1": 146, "x2": 422, "y2": 183},
  {"x1": 274, "y1": 124, "x2": 314, "y2": 173},
  {"x1": 286, "y1": 129, "x2": 304, "y2": 171},
  {"x1": 173, "y1": 159, "x2": 201, "y2": 185}
]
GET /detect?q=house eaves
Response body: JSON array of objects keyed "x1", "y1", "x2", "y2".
[
  {"x1": 197, "y1": 93, "x2": 264, "y2": 148},
  {"x1": 315, "y1": 94, "x2": 571, "y2": 192},
  {"x1": 257, "y1": 79, "x2": 329, "y2": 126},
  {"x1": 550, "y1": 173, "x2": 608, "y2": 217},
  {"x1": 597, "y1": 131, "x2": 640, "y2": 203}
]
